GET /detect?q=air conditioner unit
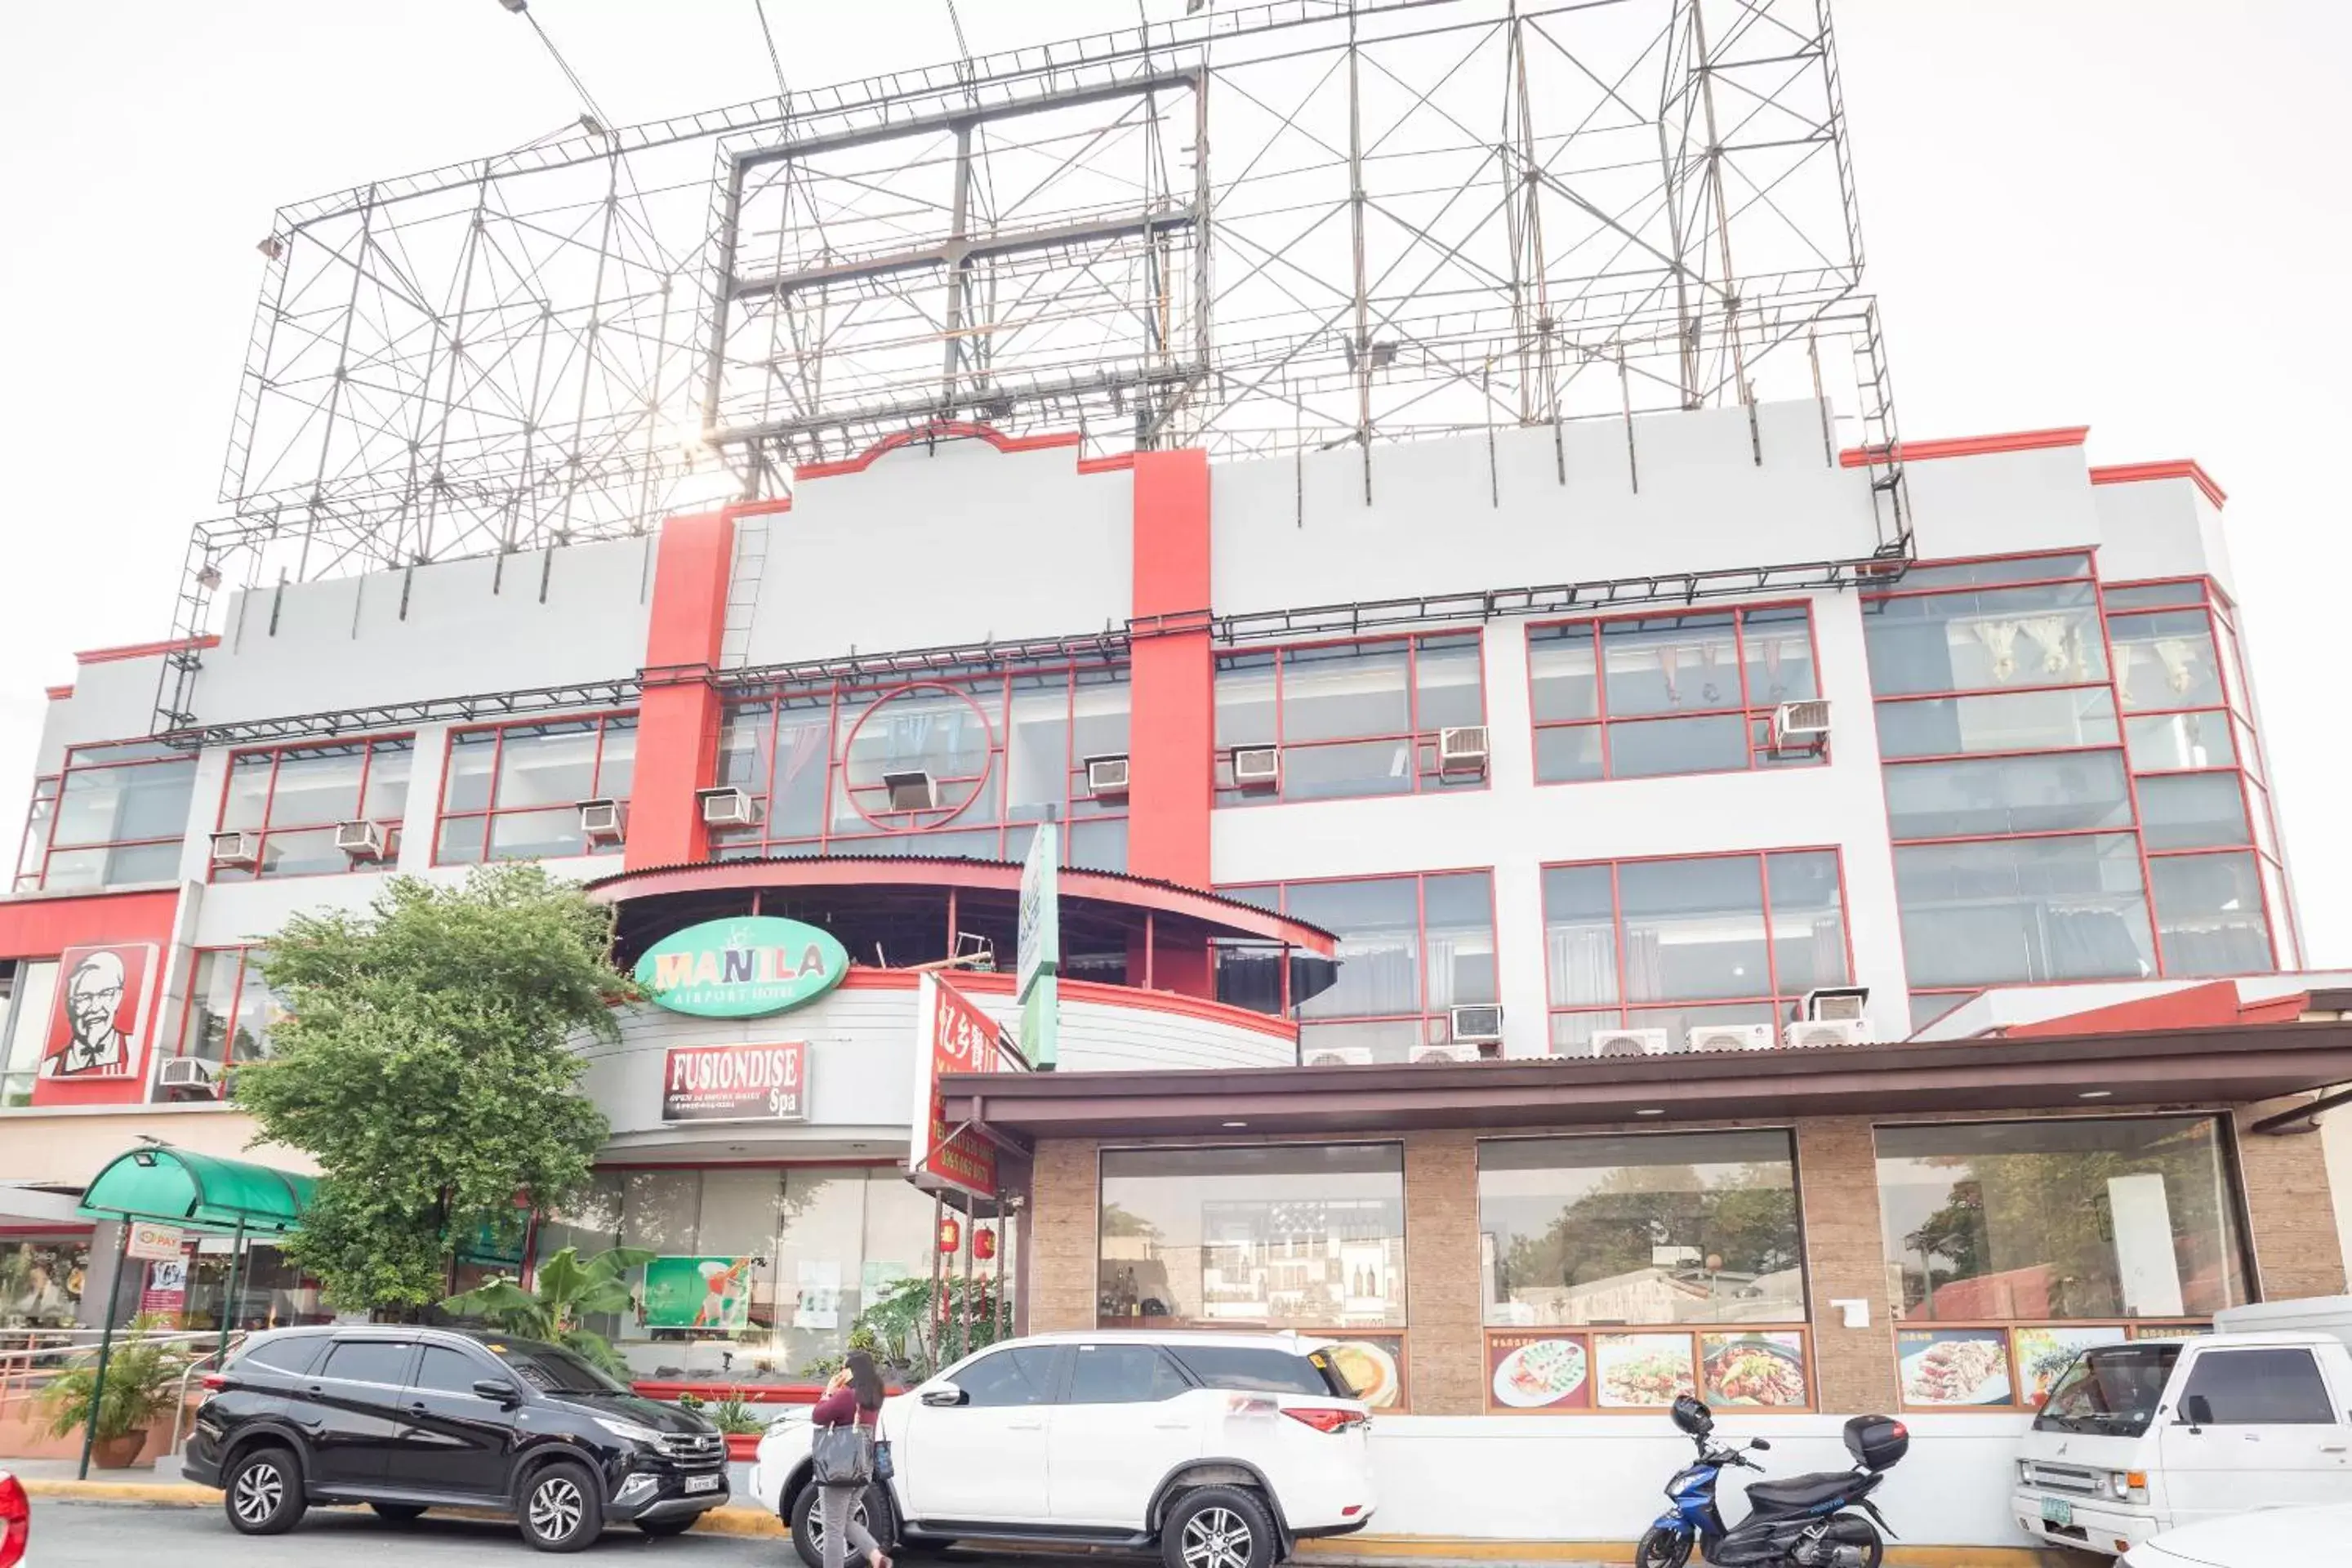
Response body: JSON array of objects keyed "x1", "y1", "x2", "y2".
[
  {"x1": 1687, "y1": 1023, "x2": 1775, "y2": 1054},
  {"x1": 697, "y1": 786, "x2": 760, "y2": 827},
  {"x1": 1590, "y1": 1027, "x2": 1670, "y2": 1058},
  {"x1": 1770, "y1": 699, "x2": 1833, "y2": 753},
  {"x1": 1231, "y1": 746, "x2": 1280, "y2": 791},
  {"x1": 209, "y1": 831, "x2": 261, "y2": 870},
  {"x1": 158, "y1": 1056, "x2": 219, "y2": 1089},
  {"x1": 1413, "y1": 1043, "x2": 1480, "y2": 1065},
  {"x1": 1085, "y1": 755, "x2": 1131, "y2": 799},
  {"x1": 883, "y1": 770, "x2": 938, "y2": 811},
  {"x1": 334, "y1": 819, "x2": 388, "y2": 862},
  {"x1": 577, "y1": 799, "x2": 626, "y2": 846},
  {"x1": 1802, "y1": 986, "x2": 1870, "y2": 1022},
  {"x1": 1303, "y1": 1046, "x2": 1375, "y2": 1067},
  {"x1": 1437, "y1": 726, "x2": 1490, "y2": 776},
  {"x1": 1449, "y1": 1003, "x2": 1504, "y2": 1044},
  {"x1": 1784, "y1": 1018, "x2": 1867, "y2": 1049}
]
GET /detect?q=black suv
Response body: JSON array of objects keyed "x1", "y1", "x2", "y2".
[{"x1": 184, "y1": 1325, "x2": 728, "y2": 1552}]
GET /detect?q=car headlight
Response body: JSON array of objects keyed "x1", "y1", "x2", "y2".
[
  {"x1": 2107, "y1": 1470, "x2": 2149, "y2": 1504},
  {"x1": 594, "y1": 1415, "x2": 665, "y2": 1446}
]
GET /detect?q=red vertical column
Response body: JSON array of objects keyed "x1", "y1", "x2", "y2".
[
  {"x1": 626, "y1": 508, "x2": 742, "y2": 871},
  {"x1": 1126, "y1": 450, "x2": 1215, "y2": 993}
]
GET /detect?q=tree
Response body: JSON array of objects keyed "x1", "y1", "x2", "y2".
[
  {"x1": 234, "y1": 865, "x2": 631, "y2": 1313},
  {"x1": 442, "y1": 1245, "x2": 653, "y2": 1376}
]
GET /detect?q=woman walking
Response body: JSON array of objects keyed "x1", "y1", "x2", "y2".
[{"x1": 810, "y1": 1349, "x2": 892, "y2": 1568}]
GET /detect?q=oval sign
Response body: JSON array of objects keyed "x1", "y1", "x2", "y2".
[{"x1": 633, "y1": 916, "x2": 850, "y2": 1018}]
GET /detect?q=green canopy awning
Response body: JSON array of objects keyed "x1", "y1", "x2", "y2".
[{"x1": 76, "y1": 1143, "x2": 316, "y2": 1235}]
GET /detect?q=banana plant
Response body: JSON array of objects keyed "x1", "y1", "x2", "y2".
[{"x1": 440, "y1": 1245, "x2": 653, "y2": 1377}]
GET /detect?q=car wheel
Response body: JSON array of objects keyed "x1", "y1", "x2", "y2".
[
  {"x1": 1161, "y1": 1486, "x2": 1277, "y2": 1568},
  {"x1": 635, "y1": 1516, "x2": 697, "y2": 1537},
  {"x1": 519, "y1": 1461, "x2": 604, "y2": 1554},
  {"x1": 222, "y1": 1446, "x2": 307, "y2": 1536},
  {"x1": 790, "y1": 1481, "x2": 886, "y2": 1568},
  {"x1": 371, "y1": 1503, "x2": 429, "y2": 1524}
]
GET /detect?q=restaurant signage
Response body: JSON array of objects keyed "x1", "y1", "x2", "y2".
[
  {"x1": 126, "y1": 1221, "x2": 185, "y2": 1261},
  {"x1": 634, "y1": 917, "x2": 849, "y2": 1018},
  {"x1": 662, "y1": 1041, "x2": 808, "y2": 1124},
  {"x1": 911, "y1": 973, "x2": 999, "y2": 1197}
]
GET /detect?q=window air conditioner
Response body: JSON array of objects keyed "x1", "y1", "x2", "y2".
[
  {"x1": 697, "y1": 786, "x2": 760, "y2": 827},
  {"x1": 158, "y1": 1056, "x2": 219, "y2": 1089},
  {"x1": 1448, "y1": 1004, "x2": 1503, "y2": 1044},
  {"x1": 334, "y1": 820, "x2": 388, "y2": 862},
  {"x1": 1784, "y1": 1018, "x2": 1867, "y2": 1049},
  {"x1": 883, "y1": 770, "x2": 938, "y2": 811},
  {"x1": 1085, "y1": 755, "x2": 1131, "y2": 800},
  {"x1": 209, "y1": 831, "x2": 261, "y2": 870},
  {"x1": 1589, "y1": 1027, "x2": 1669, "y2": 1058},
  {"x1": 1802, "y1": 986, "x2": 1870, "y2": 1022},
  {"x1": 1687, "y1": 1023, "x2": 1775, "y2": 1054},
  {"x1": 1303, "y1": 1046, "x2": 1375, "y2": 1067},
  {"x1": 577, "y1": 799, "x2": 626, "y2": 847},
  {"x1": 1413, "y1": 1043, "x2": 1481, "y2": 1064},
  {"x1": 1770, "y1": 699, "x2": 1833, "y2": 753},
  {"x1": 1437, "y1": 726, "x2": 1490, "y2": 776},
  {"x1": 1231, "y1": 746, "x2": 1280, "y2": 791}
]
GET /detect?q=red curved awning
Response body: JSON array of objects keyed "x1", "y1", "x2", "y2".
[{"x1": 584, "y1": 854, "x2": 1336, "y2": 955}]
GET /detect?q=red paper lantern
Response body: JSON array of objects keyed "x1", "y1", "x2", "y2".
[
  {"x1": 937, "y1": 1215, "x2": 961, "y2": 1254},
  {"x1": 974, "y1": 1227, "x2": 997, "y2": 1262}
]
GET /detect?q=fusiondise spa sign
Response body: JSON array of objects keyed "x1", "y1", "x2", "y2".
[{"x1": 633, "y1": 917, "x2": 849, "y2": 1018}]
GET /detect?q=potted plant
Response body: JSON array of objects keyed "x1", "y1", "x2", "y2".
[
  {"x1": 38, "y1": 1315, "x2": 191, "y2": 1469},
  {"x1": 709, "y1": 1387, "x2": 768, "y2": 1461}
]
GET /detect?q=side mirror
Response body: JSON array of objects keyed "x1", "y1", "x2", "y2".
[
  {"x1": 2180, "y1": 1394, "x2": 2214, "y2": 1430},
  {"x1": 920, "y1": 1381, "x2": 965, "y2": 1408},
  {"x1": 473, "y1": 1378, "x2": 520, "y2": 1406},
  {"x1": 1750, "y1": 1439, "x2": 1772, "y2": 1451}
]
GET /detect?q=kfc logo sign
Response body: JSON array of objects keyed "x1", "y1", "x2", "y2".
[{"x1": 42, "y1": 943, "x2": 157, "y2": 1081}]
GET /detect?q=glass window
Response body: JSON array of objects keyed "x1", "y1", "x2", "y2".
[
  {"x1": 2180, "y1": 1349, "x2": 2336, "y2": 1425},
  {"x1": 1166, "y1": 1345, "x2": 1337, "y2": 1396},
  {"x1": 2101, "y1": 581, "x2": 2206, "y2": 612},
  {"x1": 1214, "y1": 635, "x2": 1486, "y2": 805},
  {"x1": 1620, "y1": 858, "x2": 1766, "y2": 1003},
  {"x1": 488, "y1": 1340, "x2": 626, "y2": 1395},
  {"x1": 1098, "y1": 1144, "x2": 1406, "y2": 1330},
  {"x1": 1882, "y1": 753, "x2": 2133, "y2": 840},
  {"x1": 1894, "y1": 555, "x2": 2092, "y2": 590},
  {"x1": 1875, "y1": 1117, "x2": 2247, "y2": 1321},
  {"x1": 436, "y1": 714, "x2": 635, "y2": 865},
  {"x1": 1863, "y1": 581, "x2": 2106, "y2": 697},
  {"x1": 175, "y1": 948, "x2": 282, "y2": 1069},
  {"x1": 2148, "y1": 853, "x2": 2274, "y2": 977},
  {"x1": 2136, "y1": 773, "x2": 2249, "y2": 851},
  {"x1": 1067, "y1": 1343, "x2": 1190, "y2": 1405},
  {"x1": 1875, "y1": 689, "x2": 2121, "y2": 760},
  {"x1": 0, "y1": 962, "x2": 57, "y2": 1109},
  {"x1": 32, "y1": 752, "x2": 195, "y2": 892},
  {"x1": 1479, "y1": 1132, "x2": 1804, "y2": 1327},
  {"x1": 412, "y1": 1345, "x2": 489, "y2": 1394},
  {"x1": 13, "y1": 777, "x2": 58, "y2": 893},
  {"x1": 0, "y1": 1232, "x2": 87, "y2": 1329},
  {"x1": 236, "y1": 1335, "x2": 325, "y2": 1377},
  {"x1": 2123, "y1": 712, "x2": 2234, "y2": 773},
  {"x1": 2034, "y1": 1343, "x2": 2180, "y2": 1437},
  {"x1": 1282, "y1": 642, "x2": 1410, "y2": 742},
  {"x1": 1892, "y1": 835, "x2": 2156, "y2": 988},
  {"x1": 954, "y1": 1346, "x2": 1059, "y2": 1407},
  {"x1": 2108, "y1": 610, "x2": 2225, "y2": 712},
  {"x1": 213, "y1": 738, "x2": 412, "y2": 881},
  {"x1": 323, "y1": 1341, "x2": 414, "y2": 1386}
]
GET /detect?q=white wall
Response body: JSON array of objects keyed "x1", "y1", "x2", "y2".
[
  {"x1": 2091, "y1": 476, "x2": 2238, "y2": 598},
  {"x1": 1902, "y1": 443, "x2": 2103, "y2": 564}
]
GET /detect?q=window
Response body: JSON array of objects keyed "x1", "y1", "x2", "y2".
[
  {"x1": 1882, "y1": 754, "x2": 2134, "y2": 840},
  {"x1": 0, "y1": 1233, "x2": 87, "y2": 1329},
  {"x1": 234, "y1": 1336, "x2": 326, "y2": 1377},
  {"x1": 322, "y1": 1340, "x2": 415, "y2": 1386},
  {"x1": 175, "y1": 949, "x2": 283, "y2": 1068},
  {"x1": 1098, "y1": 1144, "x2": 1406, "y2": 1330},
  {"x1": 1876, "y1": 689, "x2": 2122, "y2": 760},
  {"x1": 413, "y1": 1345, "x2": 489, "y2": 1394},
  {"x1": 488, "y1": 1340, "x2": 626, "y2": 1395},
  {"x1": 1479, "y1": 1132, "x2": 1805, "y2": 1326},
  {"x1": 217, "y1": 737, "x2": 412, "y2": 880},
  {"x1": 436, "y1": 715, "x2": 635, "y2": 864},
  {"x1": 1874, "y1": 1116, "x2": 2247, "y2": 1321},
  {"x1": 1863, "y1": 576, "x2": 2105, "y2": 697},
  {"x1": 1892, "y1": 835, "x2": 2155, "y2": 990},
  {"x1": 1214, "y1": 873, "x2": 1497, "y2": 1060},
  {"x1": 20, "y1": 744, "x2": 196, "y2": 892},
  {"x1": 2108, "y1": 610, "x2": 2225, "y2": 713},
  {"x1": 715, "y1": 663, "x2": 1129, "y2": 869},
  {"x1": 952, "y1": 1346, "x2": 1059, "y2": 1406},
  {"x1": 1541, "y1": 851, "x2": 1848, "y2": 1055},
  {"x1": 2135, "y1": 773, "x2": 2250, "y2": 851},
  {"x1": 1528, "y1": 606, "x2": 1819, "y2": 782},
  {"x1": 1166, "y1": 1345, "x2": 1339, "y2": 1396},
  {"x1": 2179, "y1": 1349, "x2": 2336, "y2": 1425},
  {"x1": 1067, "y1": 1343, "x2": 1191, "y2": 1404},
  {"x1": 1214, "y1": 634, "x2": 1484, "y2": 804},
  {"x1": 2034, "y1": 1343, "x2": 2180, "y2": 1437},
  {"x1": 0, "y1": 961, "x2": 56, "y2": 1108},
  {"x1": 2147, "y1": 853, "x2": 2274, "y2": 977},
  {"x1": 2123, "y1": 711, "x2": 2234, "y2": 773}
]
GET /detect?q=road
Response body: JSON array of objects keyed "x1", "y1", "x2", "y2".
[{"x1": 29, "y1": 1498, "x2": 790, "y2": 1564}]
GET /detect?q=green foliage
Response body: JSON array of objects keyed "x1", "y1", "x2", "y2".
[
  {"x1": 39, "y1": 1316, "x2": 192, "y2": 1442},
  {"x1": 851, "y1": 1275, "x2": 1005, "y2": 1380},
  {"x1": 441, "y1": 1245, "x2": 652, "y2": 1377},
  {"x1": 234, "y1": 866, "x2": 632, "y2": 1313},
  {"x1": 675, "y1": 1389, "x2": 706, "y2": 1411},
  {"x1": 709, "y1": 1388, "x2": 767, "y2": 1435}
]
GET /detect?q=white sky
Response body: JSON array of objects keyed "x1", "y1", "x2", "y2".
[{"x1": 1, "y1": 2, "x2": 2346, "y2": 961}]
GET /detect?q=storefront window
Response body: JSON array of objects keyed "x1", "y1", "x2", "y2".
[
  {"x1": 172, "y1": 1242, "x2": 327, "y2": 1334},
  {"x1": 1874, "y1": 1116, "x2": 2248, "y2": 1323},
  {"x1": 1097, "y1": 1145, "x2": 1405, "y2": 1331},
  {"x1": 436, "y1": 715, "x2": 636, "y2": 864},
  {"x1": 1479, "y1": 1132, "x2": 1804, "y2": 1326},
  {"x1": 0, "y1": 1233, "x2": 88, "y2": 1330},
  {"x1": 25, "y1": 743, "x2": 196, "y2": 892},
  {"x1": 0, "y1": 961, "x2": 56, "y2": 1107},
  {"x1": 216, "y1": 737, "x2": 412, "y2": 880}
]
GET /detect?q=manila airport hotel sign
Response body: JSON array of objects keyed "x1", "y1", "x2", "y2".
[{"x1": 633, "y1": 916, "x2": 849, "y2": 1126}]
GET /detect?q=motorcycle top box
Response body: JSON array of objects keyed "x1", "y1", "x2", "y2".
[{"x1": 1843, "y1": 1416, "x2": 1908, "y2": 1472}]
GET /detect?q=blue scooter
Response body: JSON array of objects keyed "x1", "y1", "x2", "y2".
[{"x1": 1637, "y1": 1396, "x2": 1908, "y2": 1568}]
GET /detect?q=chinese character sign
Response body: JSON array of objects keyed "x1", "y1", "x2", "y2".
[{"x1": 911, "y1": 973, "x2": 999, "y2": 1197}]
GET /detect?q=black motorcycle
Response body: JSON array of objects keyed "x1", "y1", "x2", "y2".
[{"x1": 1637, "y1": 1396, "x2": 1909, "y2": 1568}]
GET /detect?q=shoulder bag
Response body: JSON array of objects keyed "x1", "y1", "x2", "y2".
[
  {"x1": 811, "y1": 1419, "x2": 875, "y2": 1487},
  {"x1": 872, "y1": 1409, "x2": 896, "y2": 1483}
]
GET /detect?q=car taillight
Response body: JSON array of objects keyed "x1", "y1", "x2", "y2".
[
  {"x1": 0, "y1": 1472, "x2": 29, "y2": 1568},
  {"x1": 201, "y1": 1373, "x2": 227, "y2": 1392},
  {"x1": 1281, "y1": 1406, "x2": 1361, "y2": 1434}
]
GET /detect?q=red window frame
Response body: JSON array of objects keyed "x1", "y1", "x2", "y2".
[
  {"x1": 1525, "y1": 602, "x2": 1826, "y2": 785},
  {"x1": 212, "y1": 734, "x2": 413, "y2": 882},
  {"x1": 18, "y1": 741, "x2": 196, "y2": 893},
  {"x1": 1214, "y1": 868, "x2": 1502, "y2": 1055},
  {"x1": 171, "y1": 946, "x2": 281, "y2": 1069},
  {"x1": 713, "y1": 661, "x2": 1130, "y2": 863},
  {"x1": 434, "y1": 711, "x2": 637, "y2": 866},
  {"x1": 13, "y1": 776, "x2": 58, "y2": 893},
  {"x1": 1536, "y1": 847, "x2": 1857, "y2": 1054},
  {"x1": 1212, "y1": 631, "x2": 1489, "y2": 807}
]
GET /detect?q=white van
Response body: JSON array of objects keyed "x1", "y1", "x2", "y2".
[{"x1": 2011, "y1": 1297, "x2": 2352, "y2": 1556}]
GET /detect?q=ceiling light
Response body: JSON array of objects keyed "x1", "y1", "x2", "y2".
[
  {"x1": 1636, "y1": 1108, "x2": 1665, "y2": 1117},
  {"x1": 2078, "y1": 1089, "x2": 2114, "y2": 1100},
  {"x1": 1222, "y1": 1120, "x2": 1248, "y2": 1129}
]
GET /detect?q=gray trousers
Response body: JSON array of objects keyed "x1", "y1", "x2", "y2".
[{"x1": 818, "y1": 1481, "x2": 880, "y2": 1568}]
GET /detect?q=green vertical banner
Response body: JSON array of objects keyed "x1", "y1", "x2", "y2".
[{"x1": 1017, "y1": 824, "x2": 1061, "y2": 1070}]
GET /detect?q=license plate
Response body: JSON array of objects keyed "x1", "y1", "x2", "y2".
[
  {"x1": 685, "y1": 1473, "x2": 723, "y2": 1494},
  {"x1": 2039, "y1": 1496, "x2": 2073, "y2": 1529}
]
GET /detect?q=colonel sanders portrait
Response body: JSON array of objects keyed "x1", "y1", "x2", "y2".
[{"x1": 42, "y1": 948, "x2": 136, "y2": 1078}]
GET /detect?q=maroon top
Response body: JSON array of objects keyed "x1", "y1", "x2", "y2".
[{"x1": 810, "y1": 1388, "x2": 880, "y2": 1428}]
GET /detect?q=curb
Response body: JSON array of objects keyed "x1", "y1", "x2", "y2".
[{"x1": 19, "y1": 1478, "x2": 788, "y2": 1537}]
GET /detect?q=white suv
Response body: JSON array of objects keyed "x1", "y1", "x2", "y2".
[{"x1": 751, "y1": 1330, "x2": 1378, "y2": 1568}]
